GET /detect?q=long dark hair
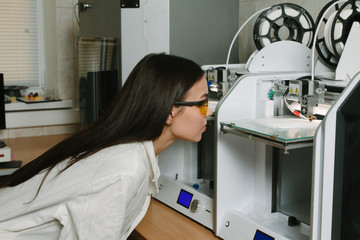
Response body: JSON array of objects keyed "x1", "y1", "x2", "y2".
[{"x1": 0, "y1": 53, "x2": 204, "y2": 188}]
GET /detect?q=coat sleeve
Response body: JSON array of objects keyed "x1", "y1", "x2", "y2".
[{"x1": 56, "y1": 175, "x2": 144, "y2": 240}]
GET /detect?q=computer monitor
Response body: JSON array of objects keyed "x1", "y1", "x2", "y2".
[{"x1": 0, "y1": 74, "x2": 5, "y2": 129}]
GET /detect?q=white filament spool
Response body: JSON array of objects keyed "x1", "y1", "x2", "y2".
[
  {"x1": 258, "y1": 7, "x2": 312, "y2": 45},
  {"x1": 254, "y1": 3, "x2": 314, "y2": 49},
  {"x1": 324, "y1": 9, "x2": 353, "y2": 56},
  {"x1": 324, "y1": 11, "x2": 338, "y2": 55}
]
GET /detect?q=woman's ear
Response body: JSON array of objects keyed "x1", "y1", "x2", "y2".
[{"x1": 166, "y1": 106, "x2": 179, "y2": 125}]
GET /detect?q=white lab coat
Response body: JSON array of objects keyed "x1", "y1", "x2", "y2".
[{"x1": 0, "y1": 141, "x2": 160, "y2": 240}]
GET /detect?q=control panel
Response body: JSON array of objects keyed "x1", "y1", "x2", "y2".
[{"x1": 154, "y1": 175, "x2": 213, "y2": 229}]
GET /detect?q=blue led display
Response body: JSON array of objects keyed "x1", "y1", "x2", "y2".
[
  {"x1": 177, "y1": 189, "x2": 193, "y2": 208},
  {"x1": 253, "y1": 230, "x2": 274, "y2": 240}
]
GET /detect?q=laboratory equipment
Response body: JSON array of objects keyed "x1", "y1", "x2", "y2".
[
  {"x1": 212, "y1": 2, "x2": 360, "y2": 234},
  {"x1": 312, "y1": 0, "x2": 360, "y2": 81},
  {"x1": 213, "y1": 22, "x2": 356, "y2": 238},
  {"x1": 209, "y1": 1, "x2": 360, "y2": 239},
  {"x1": 315, "y1": 0, "x2": 360, "y2": 68},
  {"x1": 214, "y1": 69, "x2": 357, "y2": 239},
  {"x1": 205, "y1": 2, "x2": 316, "y2": 99},
  {"x1": 153, "y1": 0, "x2": 239, "y2": 230},
  {"x1": 216, "y1": 72, "x2": 313, "y2": 240},
  {"x1": 312, "y1": 72, "x2": 360, "y2": 239},
  {"x1": 252, "y1": 3, "x2": 315, "y2": 50},
  {"x1": 155, "y1": 116, "x2": 217, "y2": 229}
]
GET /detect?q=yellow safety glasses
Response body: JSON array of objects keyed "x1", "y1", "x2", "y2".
[{"x1": 174, "y1": 98, "x2": 209, "y2": 116}]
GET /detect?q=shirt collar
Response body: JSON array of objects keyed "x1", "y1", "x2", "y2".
[{"x1": 142, "y1": 141, "x2": 160, "y2": 193}]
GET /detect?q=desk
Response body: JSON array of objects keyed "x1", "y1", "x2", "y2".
[
  {"x1": 2, "y1": 135, "x2": 219, "y2": 240},
  {"x1": 135, "y1": 198, "x2": 219, "y2": 240},
  {"x1": 3, "y1": 134, "x2": 71, "y2": 165}
]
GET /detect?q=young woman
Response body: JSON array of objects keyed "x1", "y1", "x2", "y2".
[{"x1": 0, "y1": 53, "x2": 212, "y2": 240}]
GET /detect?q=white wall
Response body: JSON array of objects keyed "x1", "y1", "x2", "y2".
[{"x1": 54, "y1": 0, "x2": 80, "y2": 104}]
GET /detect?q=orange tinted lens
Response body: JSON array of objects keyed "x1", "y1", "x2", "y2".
[
  {"x1": 200, "y1": 106, "x2": 208, "y2": 116},
  {"x1": 199, "y1": 101, "x2": 208, "y2": 116}
]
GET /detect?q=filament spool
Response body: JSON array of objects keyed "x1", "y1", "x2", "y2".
[
  {"x1": 329, "y1": 0, "x2": 360, "y2": 58},
  {"x1": 314, "y1": 0, "x2": 341, "y2": 68},
  {"x1": 253, "y1": 3, "x2": 315, "y2": 50}
]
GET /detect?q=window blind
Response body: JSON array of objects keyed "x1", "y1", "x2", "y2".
[
  {"x1": 78, "y1": 38, "x2": 116, "y2": 78},
  {"x1": 0, "y1": 0, "x2": 40, "y2": 87}
]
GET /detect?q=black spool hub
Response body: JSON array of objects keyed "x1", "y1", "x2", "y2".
[{"x1": 253, "y1": 3, "x2": 315, "y2": 50}]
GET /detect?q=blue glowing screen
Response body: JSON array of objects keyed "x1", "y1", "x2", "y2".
[
  {"x1": 253, "y1": 230, "x2": 274, "y2": 240},
  {"x1": 177, "y1": 189, "x2": 193, "y2": 208}
]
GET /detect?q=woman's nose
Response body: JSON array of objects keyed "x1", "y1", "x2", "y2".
[{"x1": 206, "y1": 107, "x2": 213, "y2": 117}]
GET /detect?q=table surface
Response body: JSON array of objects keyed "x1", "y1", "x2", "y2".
[{"x1": 2, "y1": 134, "x2": 219, "y2": 240}]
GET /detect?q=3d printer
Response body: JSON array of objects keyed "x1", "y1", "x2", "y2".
[{"x1": 214, "y1": 1, "x2": 360, "y2": 239}]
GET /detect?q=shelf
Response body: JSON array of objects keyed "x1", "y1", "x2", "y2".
[
  {"x1": 5, "y1": 99, "x2": 73, "y2": 112},
  {"x1": 220, "y1": 116, "x2": 321, "y2": 152}
]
